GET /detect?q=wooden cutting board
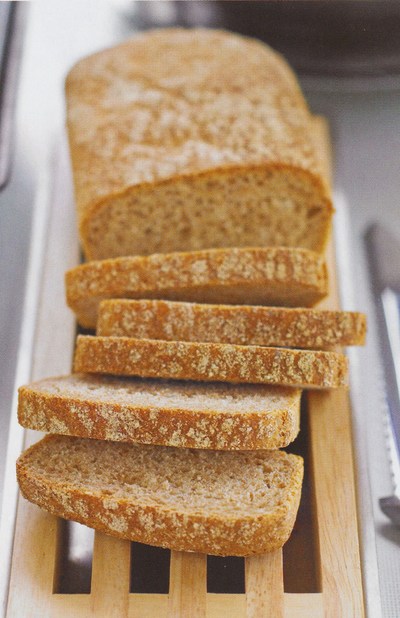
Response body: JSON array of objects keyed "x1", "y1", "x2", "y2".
[{"x1": 6, "y1": 121, "x2": 364, "y2": 617}]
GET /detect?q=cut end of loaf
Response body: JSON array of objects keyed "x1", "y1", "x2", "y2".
[
  {"x1": 17, "y1": 435, "x2": 304, "y2": 556},
  {"x1": 81, "y1": 166, "x2": 332, "y2": 260},
  {"x1": 66, "y1": 28, "x2": 332, "y2": 261}
]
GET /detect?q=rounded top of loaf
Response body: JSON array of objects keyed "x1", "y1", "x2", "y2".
[
  {"x1": 66, "y1": 27, "x2": 306, "y2": 104},
  {"x1": 65, "y1": 28, "x2": 328, "y2": 222}
]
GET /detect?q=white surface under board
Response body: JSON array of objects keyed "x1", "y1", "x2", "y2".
[{"x1": 0, "y1": 2, "x2": 399, "y2": 616}]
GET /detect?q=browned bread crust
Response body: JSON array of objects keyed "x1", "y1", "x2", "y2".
[
  {"x1": 97, "y1": 299, "x2": 366, "y2": 349},
  {"x1": 73, "y1": 336, "x2": 348, "y2": 389},
  {"x1": 18, "y1": 374, "x2": 301, "y2": 450},
  {"x1": 65, "y1": 28, "x2": 332, "y2": 260},
  {"x1": 65, "y1": 247, "x2": 328, "y2": 328},
  {"x1": 17, "y1": 435, "x2": 304, "y2": 556}
]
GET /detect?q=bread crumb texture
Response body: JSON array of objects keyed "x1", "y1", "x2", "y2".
[
  {"x1": 17, "y1": 435, "x2": 304, "y2": 555},
  {"x1": 98, "y1": 298, "x2": 366, "y2": 349},
  {"x1": 18, "y1": 374, "x2": 301, "y2": 450},
  {"x1": 74, "y1": 336, "x2": 348, "y2": 388},
  {"x1": 65, "y1": 246, "x2": 328, "y2": 328},
  {"x1": 66, "y1": 28, "x2": 332, "y2": 259}
]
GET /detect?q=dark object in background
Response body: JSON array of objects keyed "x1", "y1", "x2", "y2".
[
  {"x1": 131, "y1": 1, "x2": 400, "y2": 79},
  {"x1": 0, "y1": 2, "x2": 26, "y2": 190}
]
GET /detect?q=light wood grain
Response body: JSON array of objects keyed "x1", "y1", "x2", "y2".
[
  {"x1": 285, "y1": 594, "x2": 324, "y2": 618},
  {"x1": 7, "y1": 506, "x2": 60, "y2": 617},
  {"x1": 168, "y1": 551, "x2": 207, "y2": 617},
  {"x1": 126, "y1": 592, "x2": 325, "y2": 617},
  {"x1": 129, "y1": 594, "x2": 169, "y2": 618},
  {"x1": 47, "y1": 595, "x2": 92, "y2": 617},
  {"x1": 246, "y1": 551, "x2": 284, "y2": 617},
  {"x1": 90, "y1": 533, "x2": 130, "y2": 617},
  {"x1": 7, "y1": 145, "x2": 79, "y2": 618},
  {"x1": 309, "y1": 238, "x2": 364, "y2": 618}
]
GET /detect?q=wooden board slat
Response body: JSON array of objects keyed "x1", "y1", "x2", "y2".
[
  {"x1": 6, "y1": 144, "x2": 78, "y2": 618},
  {"x1": 308, "y1": 118, "x2": 364, "y2": 617},
  {"x1": 284, "y1": 594, "x2": 324, "y2": 618},
  {"x1": 90, "y1": 533, "x2": 130, "y2": 617},
  {"x1": 7, "y1": 507, "x2": 60, "y2": 617},
  {"x1": 308, "y1": 388, "x2": 364, "y2": 617},
  {"x1": 245, "y1": 551, "x2": 284, "y2": 617},
  {"x1": 309, "y1": 236, "x2": 364, "y2": 617},
  {"x1": 168, "y1": 552, "x2": 207, "y2": 617},
  {"x1": 129, "y1": 594, "x2": 169, "y2": 618},
  {"x1": 36, "y1": 592, "x2": 326, "y2": 618},
  {"x1": 47, "y1": 595, "x2": 91, "y2": 617}
]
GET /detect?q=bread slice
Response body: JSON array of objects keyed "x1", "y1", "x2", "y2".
[
  {"x1": 74, "y1": 335, "x2": 348, "y2": 389},
  {"x1": 17, "y1": 435, "x2": 304, "y2": 556},
  {"x1": 65, "y1": 247, "x2": 328, "y2": 328},
  {"x1": 66, "y1": 28, "x2": 332, "y2": 260},
  {"x1": 18, "y1": 374, "x2": 301, "y2": 450},
  {"x1": 97, "y1": 299, "x2": 366, "y2": 349}
]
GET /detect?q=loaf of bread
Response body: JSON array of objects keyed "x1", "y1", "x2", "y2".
[
  {"x1": 97, "y1": 299, "x2": 367, "y2": 349},
  {"x1": 65, "y1": 247, "x2": 328, "y2": 328},
  {"x1": 74, "y1": 335, "x2": 348, "y2": 388},
  {"x1": 18, "y1": 374, "x2": 301, "y2": 450},
  {"x1": 65, "y1": 28, "x2": 333, "y2": 260},
  {"x1": 17, "y1": 435, "x2": 304, "y2": 556}
]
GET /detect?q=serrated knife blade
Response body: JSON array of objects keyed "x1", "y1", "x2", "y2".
[{"x1": 365, "y1": 223, "x2": 400, "y2": 524}]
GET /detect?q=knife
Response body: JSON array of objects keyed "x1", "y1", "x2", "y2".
[{"x1": 365, "y1": 223, "x2": 400, "y2": 524}]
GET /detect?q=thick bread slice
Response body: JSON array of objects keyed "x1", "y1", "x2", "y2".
[
  {"x1": 18, "y1": 374, "x2": 301, "y2": 450},
  {"x1": 66, "y1": 247, "x2": 328, "y2": 328},
  {"x1": 17, "y1": 435, "x2": 304, "y2": 556},
  {"x1": 66, "y1": 28, "x2": 332, "y2": 260},
  {"x1": 74, "y1": 336, "x2": 348, "y2": 389},
  {"x1": 97, "y1": 299, "x2": 367, "y2": 349}
]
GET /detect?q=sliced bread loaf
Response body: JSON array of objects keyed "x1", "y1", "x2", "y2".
[
  {"x1": 65, "y1": 28, "x2": 332, "y2": 260},
  {"x1": 18, "y1": 374, "x2": 301, "y2": 450},
  {"x1": 74, "y1": 336, "x2": 348, "y2": 389},
  {"x1": 97, "y1": 299, "x2": 366, "y2": 349},
  {"x1": 17, "y1": 435, "x2": 304, "y2": 556},
  {"x1": 66, "y1": 247, "x2": 328, "y2": 328}
]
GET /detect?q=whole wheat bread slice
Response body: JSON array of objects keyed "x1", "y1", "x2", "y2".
[
  {"x1": 97, "y1": 298, "x2": 366, "y2": 349},
  {"x1": 74, "y1": 335, "x2": 348, "y2": 389},
  {"x1": 66, "y1": 246, "x2": 328, "y2": 328},
  {"x1": 17, "y1": 435, "x2": 304, "y2": 556},
  {"x1": 66, "y1": 28, "x2": 332, "y2": 261},
  {"x1": 18, "y1": 374, "x2": 301, "y2": 450}
]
